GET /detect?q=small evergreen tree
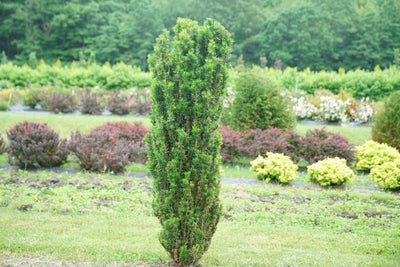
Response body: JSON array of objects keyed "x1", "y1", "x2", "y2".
[
  {"x1": 147, "y1": 18, "x2": 232, "y2": 266},
  {"x1": 1, "y1": 51, "x2": 8, "y2": 65}
]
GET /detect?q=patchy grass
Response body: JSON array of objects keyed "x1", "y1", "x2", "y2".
[{"x1": 0, "y1": 169, "x2": 399, "y2": 266}]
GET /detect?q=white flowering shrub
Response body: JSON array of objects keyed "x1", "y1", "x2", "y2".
[
  {"x1": 223, "y1": 87, "x2": 235, "y2": 108},
  {"x1": 318, "y1": 96, "x2": 350, "y2": 123},
  {"x1": 290, "y1": 96, "x2": 318, "y2": 120},
  {"x1": 350, "y1": 97, "x2": 375, "y2": 124},
  {"x1": 250, "y1": 152, "x2": 298, "y2": 183}
]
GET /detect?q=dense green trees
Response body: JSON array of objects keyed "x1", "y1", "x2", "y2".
[{"x1": 1, "y1": 0, "x2": 399, "y2": 70}]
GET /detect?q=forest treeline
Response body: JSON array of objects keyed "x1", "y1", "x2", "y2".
[{"x1": 1, "y1": 0, "x2": 399, "y2": 71}]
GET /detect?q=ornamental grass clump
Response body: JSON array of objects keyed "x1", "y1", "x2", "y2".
[
  {"x1": 307, "y1": 157, "x2": 354, "y2": 186},
  {"x1": 146, "y1": 18, "x2": 232, "y2": 266},
  {"x1": 355, "y1": 140, "x2": 400, "y2": 171},
  {"x1": 250, "y1": 152, "x2": 298, "y2": 183},
  {"x1": 0, "y1": 133, "x2": 6, "y2": 154},
  {"x1": 6, "y1": 121, "x2": 68, "y2": 168},
  {"x1": 370, "y1": 159, "x2": 400, "y2": 190}
]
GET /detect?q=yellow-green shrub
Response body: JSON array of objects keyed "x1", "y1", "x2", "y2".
[
  {"x1": 250, "y1": 152, "x2": 297, "y2": 183},
  {"x1": 307, "y1": 157, "x2": 354, "y2": 186},
  {"x1": 370, "y1": 160, "x2": 400, "y2": 190},
  {"x1": 355, "y1": 140, "x2": 400, "y2": 171}
]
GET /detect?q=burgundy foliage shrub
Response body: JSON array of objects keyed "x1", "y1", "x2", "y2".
[
  {"x1": 106, "y1": 92, "x2": 132, "y2": 115},
  {"x1": 44, "y1": 91, "x2": 77, "y2": 113},
  {"x1": 78, "y1": 87, "x2": 104, "y2": 115},
  {"x1": 69, "y1": 121, "x2": 150, "y2": 172},
  {"x1": 300, "y1": 128, "x2": 355, "y2": 164},
  {"x1": 219, "y1": 126, "x2": 242, "y2": 163},
  {"x1": 6, "y1": 121, "x2": 68, "y2": 168}
]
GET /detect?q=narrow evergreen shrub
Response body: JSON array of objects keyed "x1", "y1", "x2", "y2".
[
  {"x1": 44, "y1": 91, "x2": 77, "y2": 113},
  {"x1": 372, "y1": 90, "x2": 400, "y2": 151},
  {"x1": 370, "y1": 159, "x2": 400, "y2": 190},
  {"x1": 0, "y1": 134, "x2": 6, "y2": 154},
  {"x1": 6, "y1": 121, "x2": 68, "y2": 168},
  {"x1": 69, "y1": 121, "x2": 149, "y2": 172},
  {"x1": 308, "y1": 157, "x2": 354, "y2": 186},
  {"x1": 147, "y1": 18, "x2": 232, "y2": 266},
  {"x1": 250, "y1": 152, "x2": 298, "y2": 183},
  {"x1": 225, "y1": 67, "x2": 295, "y2": 131},
  {"x1": 300, "y1": 128, "x2": 355, "y2": 164},
  {"x1": 78, "y1": 87, "x2": 104, "y2": 115},
  {"x1": 355, "y1": 140, "x2": 400, "y2": 171},
  {"x1": 106, "y1": 91, "x2": 132, "y2": 115}
]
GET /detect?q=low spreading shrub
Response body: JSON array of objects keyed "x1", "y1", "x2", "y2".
[
  {"x1": 250, "y1": 152, "x2": 297, "y2": 183},
  {"x1": 69, "y1": 121, "x2": 149, "y2": 172},
  {"x1": 372, "y1": 90, "x2": 400, "y2": 151},
  {"x1": 44, "y1": 91, "x2": 76, "y2": 113},
  {"x1": 106, "y1": 91, "x2": 132, "y2": 115},
  {"x1": 219, "y1": 126, "x2": 242, "y2": 163},
  {"x1": 300, "y1": 128, "x2": 355, "y2": 164},
  {"x1": 78, "y1": 87, "x2": 104, "y2": 115},
  {"x1": 370, "y1": 159, "x2": 400, "y2": 190},
  {"x1": 6, "y1": 121, "x2": 68, "y2": 168},
  {"x1": 307, "y1": 157, "x2": 354, "y2": 186},
  {"x1": 355, "y1": 140, "x2": 400, "y2": 171}
]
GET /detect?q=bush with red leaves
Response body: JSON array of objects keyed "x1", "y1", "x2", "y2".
[
  {"x1": 6, "y1": 121, "x2": 68, "y2": 168},
  {"x1": 300, "y1": 128, "x2": 355, "y2": 164},
  {"x1": 69, "y1": 121, "x2": 150, "y2": 172}
]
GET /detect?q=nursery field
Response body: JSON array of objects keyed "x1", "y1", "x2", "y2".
[{"x1": 0, "y1": 169, "x2": 399, "y2": 267}]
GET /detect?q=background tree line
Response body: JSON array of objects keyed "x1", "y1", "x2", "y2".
[{"x1": 1, "y1": 0, "x2": 399, "y2": 71}]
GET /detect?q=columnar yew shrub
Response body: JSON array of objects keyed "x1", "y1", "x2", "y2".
[
  {"x1": 6, "y1": 121, "x2": 68, "y2": 168},
  {"x1": 147, "y1": 18, "x2": 232, "y2": 266},
  {"x1": 372, "y1": 90, "x2": 400, "y2": 151}
]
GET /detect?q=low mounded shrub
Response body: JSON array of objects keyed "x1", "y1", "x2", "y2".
[
  {"x1": 355, "y1": 140, "x2": 400, "y2": 171},
  {"x1": 307, "y1": 157, "x2": 354, "y2": 186},
  {"x1": 44, "y1": 91, "x2": 77, "y2": 113},
  {"x1": 6, "y1": 121, "x2": 68, "y2": 168},
  {"x1": 370, "y1": 159, "x2": 400, "y2": 190},
  {"x1": 372, "y1": 90, "x2": 400, "y2": 151},
  {"x1": 131, "y1": 88, "x2": 152, "y2": 115},
  {"x1": 250, "y1": 152, "x2": 298, "y2": 183},
  {"x1": 300, "y1": 128, "x2": 355, "y2": 164},
  {"x1": 69, "y1": 121, "x2": 149, "y2": 172},
  {"x1": 219, "y1": 126, "x2": 242, "y2": 163},
  {"x1": 106, "y1": 91, "x2": 132, "y2": 115},
  {"x1": 78, "y1": 87, "x2": 104, "y2": 115}
]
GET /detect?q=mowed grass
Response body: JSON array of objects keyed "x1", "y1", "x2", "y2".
[
  {"x1": 0, "y1": 169, "x2": 399, "y2": 266},
  {"x1": 0, "y1": 113, "x2": 370, "y2": 145}
]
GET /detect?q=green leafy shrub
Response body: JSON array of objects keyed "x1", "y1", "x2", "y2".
[
  {"x1": 355, "y1": 140, "x2": 400, "y2": 171},
  {"x1": 23, "y1": 86, "x2": 53, "y2": 109},
  {"x1": 69, "y1": 122, "x2": 149, "y2": 172},
  {"x1": 372, "y1": 90, "x2": 400, "y2": 151},
  {"x1": 250, "y1": 152, "x2": 298, "y2": 183},
  {"x1": 106, "y1": 91, "x2": 132, "y2": 115},
  {"x1": 0, "y1": 100, "x2": 8, "y2": 111},
  {"x1": 43, "y1": 91, "x2": 77, "y2": 113},
  {"x1": 147, "y1": 18, "x2": 232, "y2": 266},
  {"x1": 225, "y1": 67, "x2": 295, "y2": 131},
  {"x1": 307, "y1": 157, "x2": 354, "y2": 186},
  {"x1": 6, "y1": 121, "x2": 68, "y2": 168},
  {"x1": 370, "y1": 159, "x2": 400, "y2": 190},
  {"x1": 78, "y1": 87, "x2": 104, "y2": 115}
]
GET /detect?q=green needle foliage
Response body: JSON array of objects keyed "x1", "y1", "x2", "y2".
[{"x1": 146, "y1": 18, "x2": 232, "y2": 266}]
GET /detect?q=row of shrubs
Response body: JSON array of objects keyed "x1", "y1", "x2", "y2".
[
  {"x1": 1, "y1": 121, "x2": 399, "y2": 189},
  {"x1": 0, "y1": 86, "x2": 152, "y2": 115},
  {"x1": 250, "y1": 140, "x2": 400, "y2": 189},
  {"x1": 0, "y1": 61, "x2": 152, "y2": 90},
  {"x1": 1, "y1": 62, "x2": 399, "y2": 99}
]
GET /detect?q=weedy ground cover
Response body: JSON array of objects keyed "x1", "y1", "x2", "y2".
[{"x1": 0, "y1": 169, "x2": 399, "y2": 266}]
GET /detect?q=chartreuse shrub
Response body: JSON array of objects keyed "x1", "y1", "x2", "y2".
[
  {"x1": 372, "y1": 90, "x2": 400, "y2": 151},
  {"x1": 370, "y1": 159, "x2": 400, "y2": 190},
  {"x1": 308, "y1": 157, "x2": 354, "y2": 186},
  {"x1": 146, "y1": 18, "x2": 232, "y2": 266},
  {"x1": 6, "y1": 121, "x2": 68, "y2": 168},
  {"x1": 355, "y1": 140, "x2": 400, "y2": 171},
  {"x1": 225, "y1": 66, "x2": 295, "y2": 131},
  {"x1": 250, "y1": 152, "x2": 297, "y2": 183}
]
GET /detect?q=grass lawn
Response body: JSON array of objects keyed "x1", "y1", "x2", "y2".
[{"x1": 0, "y1": 169, "x2": 399, "y2": 266}]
